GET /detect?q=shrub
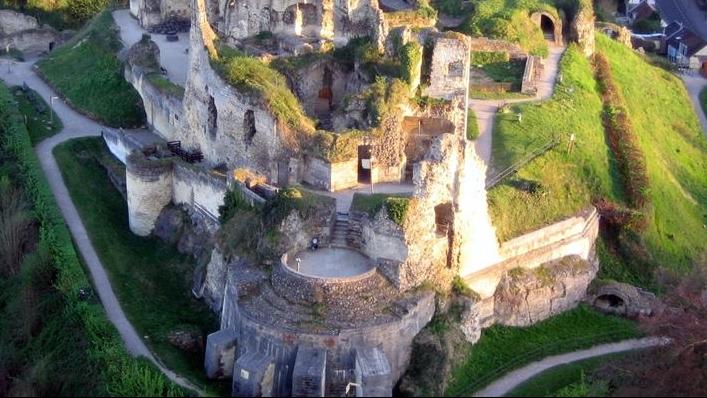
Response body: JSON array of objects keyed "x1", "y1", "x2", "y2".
[
  {"x1": 593, "y1": 52, "x2": 651, "y2": 219},
  {"x1": 218, "y1": 189, "x2": 252, "y2": 223},
  {"x1": 385, "y1": 197, "x2": 410, "y2": 225},
  {"x1": 67, "y1": 0, "x2": 110, "y2": 23},
  {"x1": 400, "y1": 42, "x2": 423, "y2": 88}
]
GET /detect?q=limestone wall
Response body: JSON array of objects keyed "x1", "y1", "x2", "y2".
[
  {"x1": 464, "y1": 207, "x2": 600, "y2": 299},
  {"x1": 300, "y1": 156, "x2": 358, "y2": 191},
  {"x1": 0, "y1": 10, "x2": 39, "y2": 35},
  {"x1": 125, "y1": 66, "x2": 184, "y2": 141},
  {"x1": 0, "y1": 29, "x2": 59, "y2": 55},
  {"x1": 161, "y1": 0, "x2": 191, "y2": 20},
  {"x1": 126, "y1": 157, "x2": 174, "y2": 236},
  {"x1": 181, "y1": 7, "x2": 288, "y2": 183},
  {"x1": 424, "y1": 36, "x2": 471, "y2": 100},
  {"x1": 172, "y1": 163, "x2": 227, "y2": 221}
]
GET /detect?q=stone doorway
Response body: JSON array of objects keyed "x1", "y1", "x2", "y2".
[
  {"x1": 357, "y1": 145, "x2": 371, "y2": 184},
  {"x1": 540, "y1": 14, "x2": 555, "y2": 42}
]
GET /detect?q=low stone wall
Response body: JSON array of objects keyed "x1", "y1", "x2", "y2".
[
  {"x1": 173, "y1": 162, "x2": 227, "y2": 222},
  {"x1": 468, "y1": 37, "x2": 527, "y2": 59},
  {"x1": 464, "y1": 207, "x2": 600, "y2": 299},
  {"x1": 272, "y1": 254, "x2": 379, "y2": 306},
  {"x1": 0, "y1": 28, "x2": 60, "y2": 55},
  {"x1": 520, "y1": 56, "x2": 540, "y2": 95},
  {"x1": 0, "y1": 10, "x2": 39, "y2": 35}
]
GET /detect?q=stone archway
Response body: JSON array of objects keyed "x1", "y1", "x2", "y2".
[{"x1": 531, "y1": 12, "x2": 563, "y2": 46}]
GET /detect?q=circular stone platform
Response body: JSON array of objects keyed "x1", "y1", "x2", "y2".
[{"x1": 286, "y1": 247, "x2": 373, "y2": 278}]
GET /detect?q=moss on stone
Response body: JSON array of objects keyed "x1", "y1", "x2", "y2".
[{"x1": 400, "y1": 41, "x2": 423, "y2": 88}]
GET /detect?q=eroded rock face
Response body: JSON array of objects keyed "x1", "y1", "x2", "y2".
[
  {"x1": 587, "y1": 281, "x2": 657, "y2": 318},
  {"x1": 494, "y1": 255, "x2": 598, "y2": 327},
  {"x1": 571, "y1": 4, "x2": 596, "y2": 57},
  {"x1": 457, "y1": 296, "x2": 481, "y2": 344}
]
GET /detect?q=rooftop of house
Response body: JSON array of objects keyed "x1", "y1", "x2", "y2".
[
  {"x1": 665, "y1": 25, "x2": 707, "y2": 56},
  {"x1": 655, "y1": 0, "x2": 707, "y2": 40}
]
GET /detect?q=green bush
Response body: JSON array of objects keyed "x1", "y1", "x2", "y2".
[
  {"x1": 0, "y1": 82, "x2": 185, "y2": 396},
  {"x1": 400, "y1": 42, "x2": 423, "y2": 88},
  {"x1": 466, "y1": 108, "x2": 479, "y2": 140},
  {"x1": 66, "y1": 0, "x2": 109, "y2": 22},
  {"x1": 385, "y1": 197, "x2": 410, "y2": 225},
  {"x1": 470, "y1": 51, "x2": 510, "y2": 66}
]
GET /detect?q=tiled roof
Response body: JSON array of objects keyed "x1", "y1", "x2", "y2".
[{"x1": 655, "y1": 0, "x2": 707, "y2": 39}]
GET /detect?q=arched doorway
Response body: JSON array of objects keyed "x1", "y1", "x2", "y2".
[{"x1": 540, "y1": 14, "x2": 555, "y2": 42}]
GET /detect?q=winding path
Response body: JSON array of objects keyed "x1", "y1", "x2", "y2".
[
  {"x1": 473, "y1": 336, "x2": 670, "y2": 397},
  {"x1": 680, "y1": 73, "x2": 707, "y2": 136},
  {"x1": 0, "y1": 59, "x2": 202, "y2": 394},
  {"x1": 470, "y1": 45, "x2": 566, "y2": 175}
]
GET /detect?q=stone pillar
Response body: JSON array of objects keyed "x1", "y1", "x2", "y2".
[
  {"x1": 205, "y1": 329, "x2": 238, "y2": 379},
  {"x1": 126, "y1": 155, "x2": 173, "y2": 236},
  {"x1": 232, "y1": 352, "x2": 275, "y2": 397},
  {"x1": 291, "y1": 347, "x2": 327, "y2": 397},
  {"x1": 354, "y1": 347, "x2": 392, "y2": 397}
]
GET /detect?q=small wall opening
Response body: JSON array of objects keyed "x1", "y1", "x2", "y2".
[
  {"x1": 207, "y1": 95, "x2": 217, "y2": 137},
  {"x1": 244, "y1": 110, "x2": 256, "y2": 145},
  {"x1": 540, "y1": 14, "x2": 555, "y2": 41},
  {"x1": 357, "y1": 145, "x2": 372, "y2": 184},
  {"x1": 447, "y1": 60, "x2": 464, "y2": 78},
  {"x1": 594, "y1": 294, "x2": 626, "y2": 314},
  {"x1": 434, "y1": 202, "x2": 454, "y2": 236},
  {"x1": 49, "y1": 41, "x2": 55, "y2": 51}
]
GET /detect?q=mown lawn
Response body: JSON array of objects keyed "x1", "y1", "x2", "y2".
[
  {"x1": 37, "y1": 10, "x2": 145, "y2": 128},
  {"x1": 444, "y1": 305, "x2": 641, "y2": 396},
  {"x1": 488, "y1": 45, "x2": 623, "y2": 242},
  {"x1": 597, "y1": 35, "x2": 707, "y2": 269},
  {"x1": 53, "y1": 138, "x2": 227, "y2": 395},
  {"x1": 11, "y1": 86, "x2": 63, "y2": 145}
]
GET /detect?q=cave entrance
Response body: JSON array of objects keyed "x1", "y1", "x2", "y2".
[
  {"x1": 594, "y1": 294, "x2": 626, "y2": 314},
  {"x1": 357, "y1": 145, "x2": 372, "y2": 184},
  {"x1": 244, "y1": 110, "x2": 256, "y2": 145},
  {"x1": 540, "y1": 14, "x2": 556, "y2": 42},
  {"x1": 319, "y1": 67, "x2": 333, "y2": 109},
  {"x1": 49, "y1": 41, "x2": 55, "y2": 51}
]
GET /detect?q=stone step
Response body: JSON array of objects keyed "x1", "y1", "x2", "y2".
[{"x1": 258, "y1": 283, "x2": 316, "y2": 318}]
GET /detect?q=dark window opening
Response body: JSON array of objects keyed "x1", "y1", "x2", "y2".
[
  {"x1": 49, "y1": 41, "x2": 55, "y2": 51},
  {"x1": 357, "y1": 145, "x2": 372, "y2": 184},
  {"x1": 208, "y1": 95, "x2": 217, "y2": 137},
  {"x1": 244, "y1": 110, "x2": 256, "y2": 145},
  {"x1": 434, "y1": 202, "x2": 454, "y2": 236}
]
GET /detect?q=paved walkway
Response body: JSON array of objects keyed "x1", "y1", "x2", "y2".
[
  {"x1": 112, "y1": 9, "x2": 190, "y2": 86},
  {"x1": 473, "y1": 336, "x2": 670, "y2": 397},
  {"x1": 680, "y1": 73, "x2": 707, "y2": 136},
  {"x1": 470, "y1": 45, "x2": 566, "y2": 176},
  {"x1": 0, "y1": 58, "x2": 202, "y2": 394}
]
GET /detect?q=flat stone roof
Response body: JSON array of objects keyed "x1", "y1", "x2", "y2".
[{"x1": 287, "y1": 247, "x2": 373, "y2": 278}]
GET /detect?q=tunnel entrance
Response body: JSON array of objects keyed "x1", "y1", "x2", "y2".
[
  {"x1": 540, "y1": 14, "x2": 555, "y2": 42},
  {"x1": 594, "y1": 294, "x2": 627, "y2": 315}
]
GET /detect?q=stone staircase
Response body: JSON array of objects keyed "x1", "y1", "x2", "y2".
[
  {"x1": 331, "y1": 213, "x2": 349, "y2": 247},
  {"x1": 346, "y1": 212, "x2": 364, "y2": 249}
]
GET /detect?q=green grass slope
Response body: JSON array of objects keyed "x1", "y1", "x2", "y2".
[
  {"x1": 488, "y1": 45, "x2": 622, "y2": 241},
  {"x1": 597, "y1": 35, "x2": 707, "y2": 269},
  {"x1": 37, "y1": 10, "x2": 145, "y2": 128},
  {"x1": 53, "y1": 137, "x2": 226, "y2": 395}
]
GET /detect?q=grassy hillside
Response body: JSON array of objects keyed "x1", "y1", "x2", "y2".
[
  {"x1": 597, "y1": 35, "x2": 707, "y2": 269},
  {"x1": 488, "y1": 45, "x2": 622, "y2": 241},
  {"x1": 0, "y1": 0, "x2": 124, "y2": 29},
  {"x1": 37, "y1": 10, "x2": 145, "y2": 127}
]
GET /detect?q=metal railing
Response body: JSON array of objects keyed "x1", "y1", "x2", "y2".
[{"x1": 486, "y1": 136, "x2": 560, "y2": 189}]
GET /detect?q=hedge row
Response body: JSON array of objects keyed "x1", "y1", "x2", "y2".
[
  {"x1": 593, "y1": 52, "x2": 651, "y2": 228},
  {"x1": 0, "y1": 83, "x2": 186, "y2": 397}
]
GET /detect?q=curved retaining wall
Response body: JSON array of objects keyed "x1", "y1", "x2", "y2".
[
  {"x1": 126, "y1": 155, "x2": 174, "y2": 236},
  {"x1": 272, "y1": 253, "x2": 379, "y2": 305}
]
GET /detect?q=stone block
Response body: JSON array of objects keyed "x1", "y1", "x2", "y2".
[
  {"x1": 355, "y1": 347, "x2": 392, "y2": 397},
  {"x1": 204, "y1": 329, "x2": 238, "y2": 379},
  {"x1": 291, "y1": 347, "x2": 327, "y2": 397},
  {"x1": 232, "y1": 352, "x2": 275, "y2": 397}
]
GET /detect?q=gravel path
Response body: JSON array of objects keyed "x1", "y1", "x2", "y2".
[
  {"x1": 0, "y1": 58, "x2": 202, "y2": 395},
  {"x1": 473, "y1": 336, "x2": 670, "y2": 397},
  {"x1": 470, "y1": 45, "x2": 566, "y2": 176},
  {"x1": 680, "y1": 73, "x2": 707, "y2": 136}
]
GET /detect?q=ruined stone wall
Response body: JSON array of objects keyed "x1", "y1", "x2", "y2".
[
  {"x1": 0, "y1": 10, "x2": 39, "y2": 35},
  {"x1": 216, "y1": 0, "x2": 387, "y2": 47},
  {"x1": 463, "y1": 208, "x2": 600, "y2": 299},
  {"x1": 125, "y1": 66, "x2": 184, "y2": 141},
  {"x1": 570, "y1": 1, "x2": 596, "y2": 57},
  {"x1": 218, "y1": 289, "x2": 435, "y2": 396},
  {"x1": 300, "y1": 156, "x2": 358, "y2": 191},
  {"x1": 161, "y1": 0, "x2": 191, "y2": 20},
  {"x1": 181, "y1": 2, "x2": 289, "y2": 183},
  {"x1": 468, "y1": 37, "x2": 528, "y2": 59},
  {"x1": 424, "y1": 36, "x2": 470, "y2": 100},
  {"x1": 0, "y1": 29, "x2": 59, "y2": 55}
]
